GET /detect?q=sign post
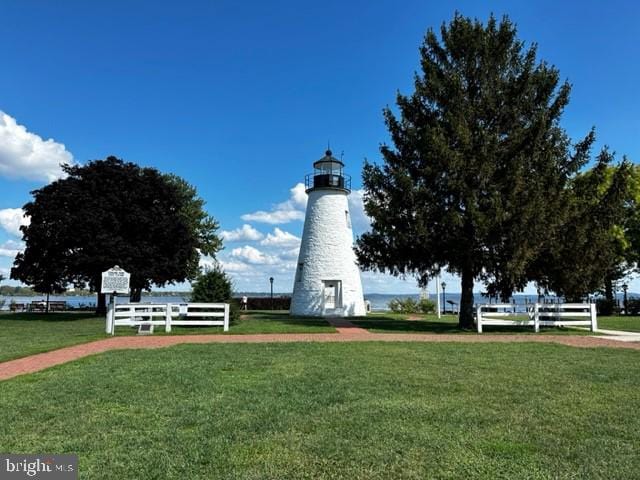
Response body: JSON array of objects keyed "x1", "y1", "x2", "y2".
[{"x1": 101, "y1": 266, "x2": 131, "y2": 335}]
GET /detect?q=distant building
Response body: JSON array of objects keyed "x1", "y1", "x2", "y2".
[{"x1": 290, "y1": 150, "x2": 366, "y2": 317}]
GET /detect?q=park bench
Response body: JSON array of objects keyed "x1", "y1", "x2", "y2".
[
  {"x1": 9, "y1": 303, "x2": 25, "y2": 312},
  {"x1": 49, "y1": 301, "x2": 67, "y2": 311},
  {"x1": 28, "y1": 301, "x2": 67, "y2": 312}
]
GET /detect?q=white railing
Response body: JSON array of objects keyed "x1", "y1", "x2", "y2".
[
  {"x1": 106, "y1": 302, "x2": 230, "y2": 335},
  {"x1": 476, "y1": 303, "x2": 597, "y2": 333}
]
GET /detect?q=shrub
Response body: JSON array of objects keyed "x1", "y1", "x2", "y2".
[
  {"x1": 190, "y1": 266, "x2": 239, "y2": 323},
  {"x1": 419, "y1": 298, "x2": 436, "y2": 314},
  {"x1": 238, "y1": 297, "x2": 291, "y2": 310},
  {"x1": 388, "y1": 297, "x2": 421, "y2": 314},
  {"x1": 596, "y1": 298, "x2": 617, "y2": 316},
  {"x1": 625, "y1": 298, "x2": 640, "y2": 315}
]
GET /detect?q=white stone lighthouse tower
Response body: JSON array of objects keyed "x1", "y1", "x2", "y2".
[{"x1": 290, "y1": 150, "x2": 366, "y2": 317}]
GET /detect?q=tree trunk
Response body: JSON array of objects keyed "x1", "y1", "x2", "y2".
[
  {"x1": 45, "y1": 291, "x2": 50, "y2": 314},
  {"x1": 130, "y1": 287, "x2": 142, "y2": 303},
  {"x1": 459, "y1": 268, "x2": 475, "y2": 329},
  {"x1": 604, "y1": 275, "x2": 614, "y2": 302},
  {"x1": 96, "y1": 292, "x2": 107, "y2": 315}
]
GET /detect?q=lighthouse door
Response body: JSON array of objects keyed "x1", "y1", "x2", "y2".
[{"x1": 322, "y1": 281, "x2": 342, "y2": 311}]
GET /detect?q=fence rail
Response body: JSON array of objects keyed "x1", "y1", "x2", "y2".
[
  {"x1": 106, "y1": 302, "x2": 229, "y2": 334},
  {"x1": 476, "y1": 303, "x2": 597, "y2": 333}
]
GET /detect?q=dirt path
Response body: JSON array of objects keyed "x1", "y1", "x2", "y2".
[{"x1": 1, "y1": 327, "x2": 639, "y2": 381}]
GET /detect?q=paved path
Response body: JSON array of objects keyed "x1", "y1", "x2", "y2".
[
  {"x1": 1, "y1": 327, "x2": 639, "y2": 381},
  {"x1": 575, "y1": 326, "x2": 640, "y2": 343}
]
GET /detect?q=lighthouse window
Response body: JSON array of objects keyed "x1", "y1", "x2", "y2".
[
  {"x1": 296, "y1": 263, "x2": 304, "y2": 282},
  {"x1": 345, "y1": 210, "x2": 351, "y2": 228}
]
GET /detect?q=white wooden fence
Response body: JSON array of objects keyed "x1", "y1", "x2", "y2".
[
  {"x1": 476, "y1": 303, "x2": 597, "y2": 333},
  {"x1": 106, "y1": 302, "x2": 229, "y2": 335}
]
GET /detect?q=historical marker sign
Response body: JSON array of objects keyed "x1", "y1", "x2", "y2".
[{"x1": 101, "y1": 265, "x2": 131, "y2": 294}]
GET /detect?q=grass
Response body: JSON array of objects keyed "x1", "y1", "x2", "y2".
[
  {"x1": 0, "y1": 311, "x2": 334, "y2": 362},
  {"x1": 0, "y1": 342, "x2": 638, "y2": 479},
  {"x1": 112, "y1": 310, "x2": 336, "y2": 336},
  {"x1": 0, "y1": 312, "x2": 105, "y2": 362},
  {"x1": 1, "y1": 309, "x2": 636, "y2": 365},
  {"x1": 597, "y1": 315, "x2": 640, "y2": 332},
  {"x1": 354, "y1": 313, "x2": 591, "y2": 335}
]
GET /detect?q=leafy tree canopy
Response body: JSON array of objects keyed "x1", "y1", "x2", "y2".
[
  {"x1": 356, "y1": 13, "x2": 593, "y2": 327},
  {"x1": 11, "y1": 157, "x2": 222, "y2": 312},
  {"x1": 530, "y1": 149, "x2": 634, "y2": 301}
]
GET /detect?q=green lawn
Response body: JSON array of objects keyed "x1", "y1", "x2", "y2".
[
  {"x1": 597, "y1": 315, "x2": 640, "y2": 332},
  {"x1": 0, "y1": 312, "x2": 105, "y2": 362},
  {"x1": 0, "y1": 311, "x2": 334, "y2": 362},
  {"x1": 0, "y1": 342, "x2": 638, "y2": 479},
  {"x1": 354, "y1": 313, "x2": 590, "y2": 335}
]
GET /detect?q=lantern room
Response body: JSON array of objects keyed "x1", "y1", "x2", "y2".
[{"x1": 305, "y1": 149, "x2": 351, "y2": 193}]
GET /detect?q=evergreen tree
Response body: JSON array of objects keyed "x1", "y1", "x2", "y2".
[
  {"x1": 531, "y1": 150, "x2": 634, "y2": 303},
  {"x1": 356, "y1": 14, "x2": 592, "y2": 328}
]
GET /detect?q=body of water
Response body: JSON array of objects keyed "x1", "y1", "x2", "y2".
[
  {"x1": 0, "y1": 295, "x2": 190, "y2": 311},
  {"x1": 0, "y1": 292, "x2": 623, "y2": 312}
]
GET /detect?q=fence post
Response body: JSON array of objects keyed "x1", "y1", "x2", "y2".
[
  {"x1": 476, "y1": 305, "x2": 483, "y2": 333},
  {"x1": 106, "y1": 295, "x2": 113, "y2": 334},
  {"x1": 165, "y1": 303, "x2": 172, "y2": 333},
  {"x1": 590, "y1": 303, "x2": 598, "y2": 332},
  {"x1": 224, "y1": 303, "x2": 230, "y2": 332},
  {"x1": 534, "y1": 303, "x2": 540, "y2": 333}
]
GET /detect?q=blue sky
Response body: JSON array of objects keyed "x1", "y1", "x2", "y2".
[{"x1": 0, "y1": 0, "x2": 639, "y2": 294}]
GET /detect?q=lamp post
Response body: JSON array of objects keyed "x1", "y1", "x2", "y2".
[
  {"x1": 269, "y1": 277, "x2": 274, "y2": 310},
  {"x1": 623, "y1": 283, "x2": 629, "y2": 315},
  {"x1": 441, "y1": 281, "x2": 447, "y2": 315}
]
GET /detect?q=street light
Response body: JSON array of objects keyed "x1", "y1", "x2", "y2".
[
  {"x1": 269, "y1": 277, "x2": 274, "y2": 310},
  {"x1": 623, "y1": 283, "x2": 629, "y2": 315},
  {"x1": 441, "y1": 281, "x2": 446, "y2": 315}
]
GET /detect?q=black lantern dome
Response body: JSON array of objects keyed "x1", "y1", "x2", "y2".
[{"x1": 305, "y1": 149, "x2": 352, "y2": 193}]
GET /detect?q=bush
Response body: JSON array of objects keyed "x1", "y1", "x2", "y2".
[
  {"x1": 388, "y1": 297, "x2": 420, "y2": 314},
  {"x1": 419, "y1": 298, "x2": 436, "y2": 313},
  {"x1": 625, "y1": 298, "x2": 640, "y2": 315},
  {"x1": 190, "y1": 266, "x2": 239, "y2": 323},
  {"x1": 239, "y1": 297, "x2": 291, "y2": 310},
  {"x1": 596, "y1": 298, "x2": 618, "y2": 316}
]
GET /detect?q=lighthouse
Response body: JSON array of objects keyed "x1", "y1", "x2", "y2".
[{"x1": 290, "y1": 150, "x2": 366, "y2": 317}]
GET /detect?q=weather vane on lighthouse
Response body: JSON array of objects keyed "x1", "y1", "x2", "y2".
[{"x1": 290, "y1": 149, "x2": 366, "y2": 317}]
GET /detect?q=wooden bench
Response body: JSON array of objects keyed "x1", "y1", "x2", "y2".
[
  {"x1": 9, "y1": 303, "x2": 25, "y2": 312},
  {"x1": 49, "y1": 301, "x2": 67, "y2": 312},
  {"x1": 28, "y1": 301, "x2": 67, "y2": 312}
]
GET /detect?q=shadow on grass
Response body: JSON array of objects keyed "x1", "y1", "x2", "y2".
[
  {"x1": 0, "y1": 312, "x2": 101, "y2": 323},
  {"x1": 240, "y1": 310, "x2": 331, "y2": 328},
  {"x1": 352, "y1": 315, "x2": 588, "y2": 335}
]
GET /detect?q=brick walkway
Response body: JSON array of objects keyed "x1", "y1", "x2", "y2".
[{"x1": 1, "y1": 325, "x2": 639, "y2": 381}]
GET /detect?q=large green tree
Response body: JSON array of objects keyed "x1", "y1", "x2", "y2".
[
  {"x1": 12, "y1": 157, "x2": 222, "y2": 313},
  {"x1": 530, "y1": 149, "x2": 633, "y2": 302},
  {"x1": 356, "y1": 14, "x2": 593, "y2": 328}
]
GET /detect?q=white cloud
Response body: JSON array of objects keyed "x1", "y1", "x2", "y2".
[
  {"x1": 241, "y1": 208, "x2": 304, "y2": 225},
  {"x1": 348, "y1": 189, "x2": 372, "y2": 235},
  {"x1": 280, "y1": 247, "x2": 301, "y2": 260},
  {"x1": 231, "y1": 245, "x2": 278, "y2": 265},
  {"x1": 0, "y1": 239, "x2": 23, "y2": 258},
  {"x1": 221, "y1": 224, "x2": 263, "y2": 242},
  {"x1": 260, "y1": 227, "x2": 301, "y2": 247},
  {"x1": 241, "y1": 183, "x2": 307, "y2": 224},
  {"x1": 289, "y1": 183, "x2": 308, "y2": 209},
  {"x1": 0, "y1": 111, "x2": 75, "y2": 182},
  {"x1": 220, "y1": 260, "x2": 253, "y2": 272},
  {"x1": 0, "y1": 208, "x2": 30, "y2": 237}
]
